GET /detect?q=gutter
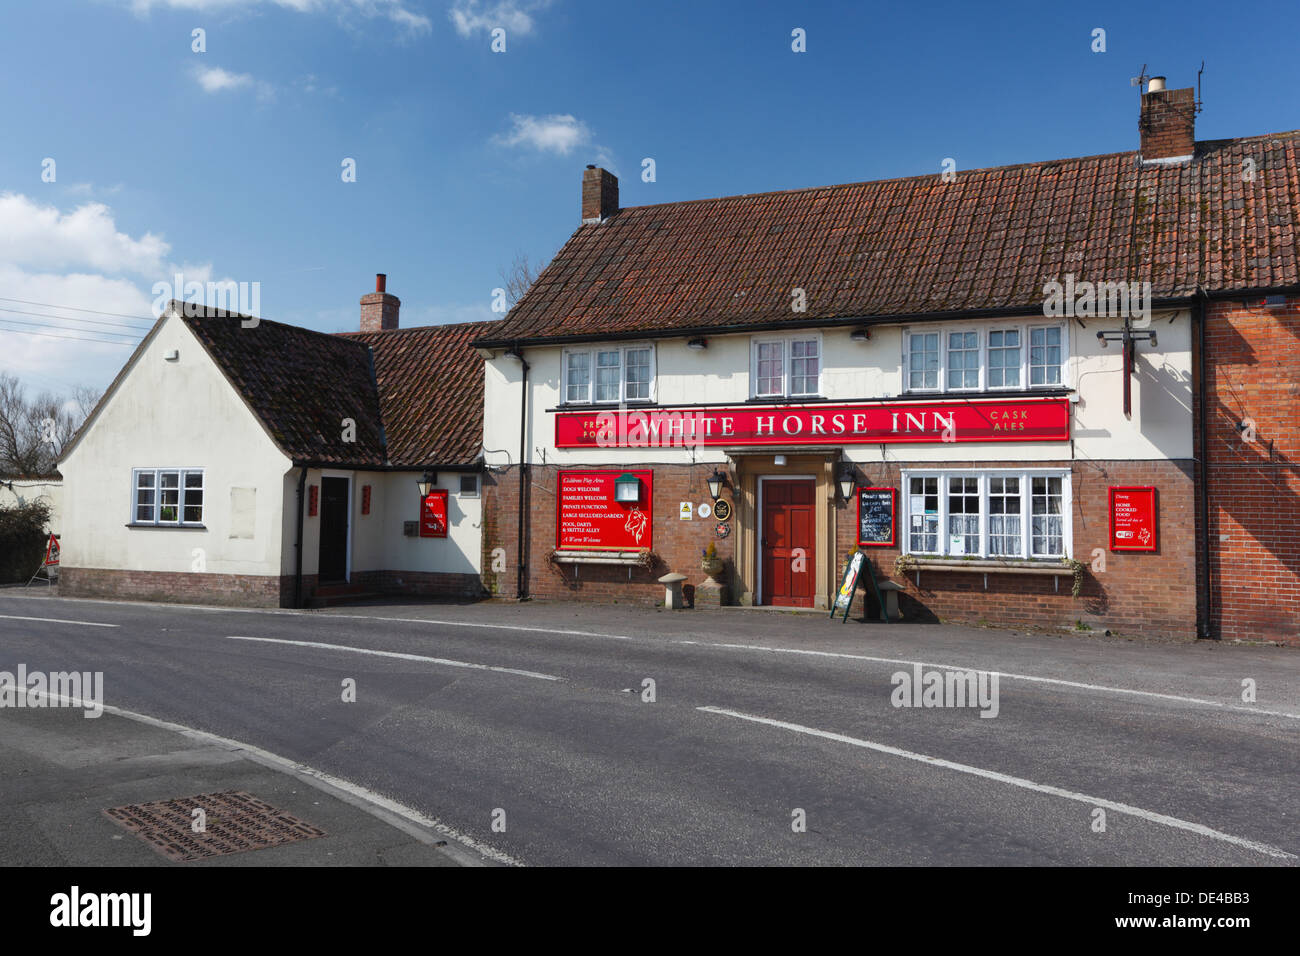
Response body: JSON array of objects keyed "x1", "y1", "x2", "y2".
[
  {"x1": 514, "y1": 347, "x2": 531, "y2": 601},
  {"x1": 1194, "y1": 287, "x2": 1214, "y2": 640},
  {"x1": 293, "y1": 465, "x2": 307, "y2": 609}
]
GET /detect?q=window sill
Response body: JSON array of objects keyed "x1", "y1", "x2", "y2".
[
  {"x1": 551, "y1": 549, "x2": 644, "y2": 566},
  {"x1": 125, "y1": 523, "x2": 207, "y2": 530},
  {"x1": 907, "y1": 557, "x2": 1072, "y2": 575}
]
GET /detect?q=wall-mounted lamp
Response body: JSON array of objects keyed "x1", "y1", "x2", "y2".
[
  {"x1": 416, "y1": 470, "x2": 437, "y2": 498},
  {"x1": 504, "y1": 347, "x2": 525, "y2": 362},
  {"x1": 613, "y1": 472, "x2": 641, "y2": 503},
  {"x1": 849, "y1": 328, "x2": 872, "y2": 342},
  {"x1": 706, "y1": 468, "x2": 726, "y2": 500},
  {"x1": 773, "y1": 454, "x2": 787, "y2": 467},
  {"x1": 687, "y1": 337, "x2": 708, "y2": 351},
  {"x1": 837, "y1": 464, "x2": 857, "y2": 500}
]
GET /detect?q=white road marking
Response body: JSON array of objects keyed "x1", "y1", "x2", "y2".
[
  {"x1": 0, "y1": 614, "x2": 118, "y2": 628},
  {"x1": 678, "y1": 641, "x2": 1300, "y2": 720},
  {"x1": 5, "y1": 685, "x2": 519, "y2": 866},
  {"x1": 699, "y1": 705, "x2": 1297, "y2": 861},
  {"x1": 333, "y1": 615, "x2": 634, "y2": 641},
  {"x1": 225, "y1": 635, "x2": 563, "y2": 681}
]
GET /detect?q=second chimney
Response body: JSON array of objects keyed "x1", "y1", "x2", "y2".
[
  {"x1": 1139, "y1": 77, "x2": 1196, "y2": 161},
  {"x1": 582, "y1": 165, "x2": 619, "y2": 223},
  {"x1": 360, "y1": 273, "x2": 400, "y2": 332}
]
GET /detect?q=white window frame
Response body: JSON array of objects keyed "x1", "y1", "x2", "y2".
[
  {"x1": 749, "y1": 333, "x2": 823, "y2": 399},
  {"x1": 561, "y1": 344, "x2": 657, "y2": 405},
  {"x1": 132, "y1": 467, "x2": 205, "y2": 526},
  {"x1": 900, "y1": 468, "x2": 1072, "y2": 560},
  {"x1": 901, "y1": 320, "x2": 1069, "y2": 395}
]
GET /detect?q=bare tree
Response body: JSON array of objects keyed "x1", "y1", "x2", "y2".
[
  {"x1": 0, "y1": 373, "x2": 100, "y2": 476},
  {"x1": 499, "y1": 251, "x2": 545, "y2": 307}
]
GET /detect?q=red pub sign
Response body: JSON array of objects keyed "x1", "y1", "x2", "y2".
[
  {"x1": 1109, "y1": 486, "x2": 1158, "y2": 552},
  {"x1": 557, "y1": 470, "x2": 653, "y2": 550},
  {"x1": 420, "y1": 489, "x2": 449, "y2": 538},
  {"x1": 555, "y1": 397, "x2": 1069, "y2": 448}
]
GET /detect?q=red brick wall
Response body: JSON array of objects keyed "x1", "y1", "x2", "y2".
[
  {"x1": 484, "y1": 463, "x2": 737, "y2": 605},
  {"x1": 59, "y1": 567, "x2": 284, "y2": 607},
  {"x1": 1202, "y1": 297, "x2": 1300, "y2": 645},
  {"x1": 834, "y1": 460, "x2": 1197, "y2": 641},
  {"x1": 484, "y1": 459, "x2": 1198, "y2": 637}
]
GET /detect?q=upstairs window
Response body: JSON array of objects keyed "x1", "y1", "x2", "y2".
[
  {"x1": 562, "y1": 346, "x2": 656, "y2": 404},
  {"x1": 752, "y1": 335, "x2": 821, "y2": 398},
  {"x1": 903, "y1": 322, "x2": 1066, "y2": 394}
]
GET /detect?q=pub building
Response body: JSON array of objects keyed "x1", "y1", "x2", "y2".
[{"x1": 475, "y1": 76, "x2": 1300, "y2": 644}]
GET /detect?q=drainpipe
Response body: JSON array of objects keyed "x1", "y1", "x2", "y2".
[
  {"x1": 293, "y1": 465, "x2": 307, "y2": 609},
  {"x1": 1194, "y1": 288, "x2": 1213, "y2": 639},
  {"x1": 510, "y1": 347, "x2": 531, "y2": 600}
]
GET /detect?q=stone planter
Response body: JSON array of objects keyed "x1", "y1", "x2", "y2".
[{"x1": 701, "y1": 557, "x2": 725, "y2": 581}]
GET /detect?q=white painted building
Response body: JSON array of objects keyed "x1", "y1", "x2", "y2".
[{"x1": 58, "y1": 281, "x2": 491, "y2": 607}]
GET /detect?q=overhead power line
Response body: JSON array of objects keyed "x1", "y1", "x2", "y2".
[
  {"x1": 0, "y1": 296, "x2": 156, "y2": 323},
  {"x1": 0, "y1": 319, "x2": 140, "y2": 346},
  {"x1": 0, "y1": 306, "x2": 155, "y2": 333}
]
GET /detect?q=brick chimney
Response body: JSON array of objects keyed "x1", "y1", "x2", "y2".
[
  {"x1": 360, "y1": 273, "x2": 399, "y2": 332},
  {"x1": 582, "y1": 165, "x2": 619, "y2": 223},
  {"x1": 1139, "y1": 76, "x2": 1196, "y2": 161}
]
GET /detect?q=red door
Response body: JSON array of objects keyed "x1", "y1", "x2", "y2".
[{"x1": 761, "y1": 479, "x2": 815, "y2": 607}]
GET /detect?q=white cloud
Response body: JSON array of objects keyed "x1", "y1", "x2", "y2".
[
  {"x1": 494, "y1": 113, "x2": 589, "y2": 155},
  {"x1": 193, "y1": 66, "x2": 276, "y2": 100},
  {"x1": 195, "y1": 65, "x2": 252, "y2": 92},
  {"x1": 0, "y1": 195, "x2": 223, "y2": 397},
  {"x1": 0, "y1": 194, "x2": 170, "y2": 275},
  {"x1": 449, "y1": 0, "x2": 551, "y2": 38},
  {"x1": 120, "y1": 0, "x2": 432, "y2": 36}
]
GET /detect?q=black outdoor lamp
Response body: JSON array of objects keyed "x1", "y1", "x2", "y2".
[
  {"x1": 706, "y1": 468, "x2": 726, "y2": 500},
  {"x1": 837, "y1": 464, "x2": 857, "y2": 501},
  {"x1": 416, "y1": 470, "x2": 437, "y2": 498}
]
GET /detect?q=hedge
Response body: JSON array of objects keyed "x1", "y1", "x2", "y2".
[{"x1": 0, "y1": 499, "x2": 52, "y2": 583}]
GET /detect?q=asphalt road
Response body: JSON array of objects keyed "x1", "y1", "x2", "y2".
[{"x1": 1, "y1": 591, "x2": 1296, "y2": 866}]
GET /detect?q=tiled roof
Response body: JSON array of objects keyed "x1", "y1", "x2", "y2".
[
  {"x1": 342, "y1": 321, "x2": 497, "y2": 467},
  {"x1": 478, "y1": 132, "x2": 1300, "y2": 345},
  {"x1": 181, "y1": 304, "x2": 388, "y2": 467}
]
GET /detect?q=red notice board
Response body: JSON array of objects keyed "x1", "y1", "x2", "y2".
[
  {"x1": 557, "y1": 470, "x2": 653, "y2": 550},
  {"x1": 420, "y1": 489, "x2": 449, "y2": 538},
  {"x1": 1109, "y1": 486, "x2": 1157, "y2": 552}
]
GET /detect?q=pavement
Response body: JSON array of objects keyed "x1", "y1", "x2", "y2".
[
  {"x1": 0, "y1": 589, "x2": 1296, "y2": 866},
  {"x1": 0, "y1": 691, "x2": 475, "y2": 867}
]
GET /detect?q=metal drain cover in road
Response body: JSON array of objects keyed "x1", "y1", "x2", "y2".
[{"x1": 103, "y1": 790, "x2": 326, "y2": 862}]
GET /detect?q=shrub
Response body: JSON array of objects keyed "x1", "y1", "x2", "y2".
[{"x1": 0, "y1": 499, "x2": 52, "y2": 583}]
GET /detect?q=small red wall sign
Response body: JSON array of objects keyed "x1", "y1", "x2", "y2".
[
  {"x1": 421, "y1": 489, "x2": 449, "y2": 538},
  {"x1": 557, "y1": 470, "x2": 654, "y2": 550},
  {"x1": 307, "y1": 484, "x2": 319, "y2": 517},
  {"x1": 1109, "y1": 486, "x2": 1157, "y2": 552}
]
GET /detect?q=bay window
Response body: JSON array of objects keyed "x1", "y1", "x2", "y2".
[
  {"x1": 902, "y1": 470, "x2": 1070, "y2": 559},
  {"x1": 563, "y1": 345, "x2": 655, "y2": 404}
]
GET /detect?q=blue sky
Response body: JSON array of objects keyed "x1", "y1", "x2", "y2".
[{"x1": 2, "y1": 0, "x2": 1298, "y2": 398}]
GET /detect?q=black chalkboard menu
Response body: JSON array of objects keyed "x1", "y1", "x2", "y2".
[{"x1": 857, "y1": 487, "x2": 896, "y2": 547}]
